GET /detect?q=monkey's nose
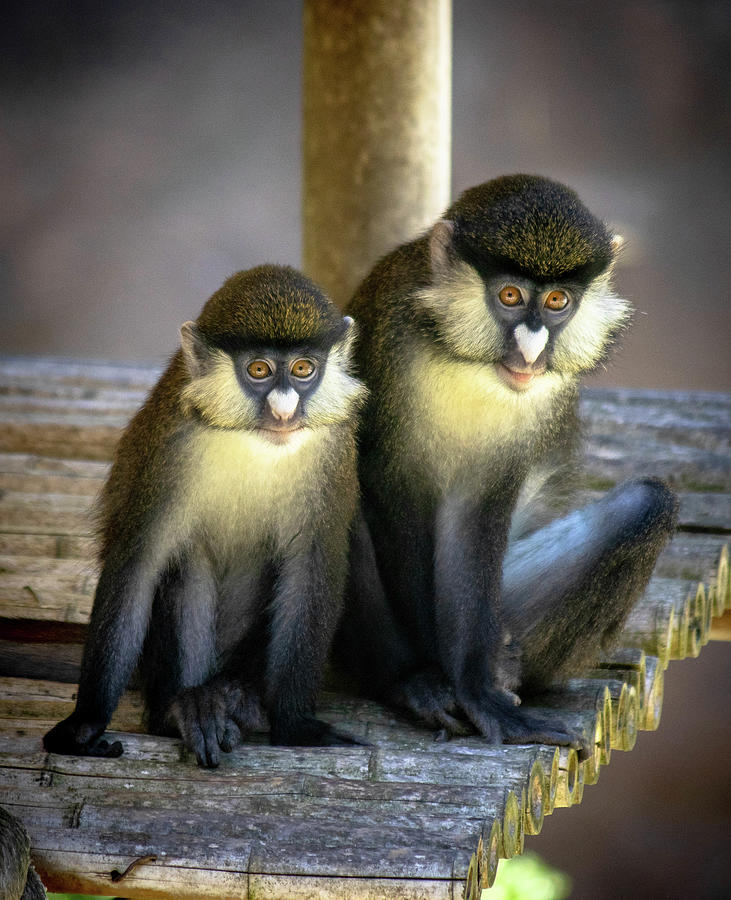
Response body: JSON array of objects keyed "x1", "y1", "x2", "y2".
[
  {"x1": 267, "y1": 388, "x2": 299, "y2": 421},
  {"x1": 513, "y1": 324, "x2": 549, "y2": 365}
]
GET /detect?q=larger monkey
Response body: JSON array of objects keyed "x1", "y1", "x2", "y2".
[
  {"x1": 338, "y1": 175, "x2": 677, "y2": 749},
  {"x1": 44, "y1": 265, "x2": 366, "y2": 766}
]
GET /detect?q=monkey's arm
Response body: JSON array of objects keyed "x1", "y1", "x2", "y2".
[
  {"x1": 43, "y1": 549, "x2": 160, "y2": 757},
  {"x1": 433, "y1": 492, "x2": 584, "y2": 752},
  {"x1": 266, "y1": 541, "x2": 362, "y2": 747}
]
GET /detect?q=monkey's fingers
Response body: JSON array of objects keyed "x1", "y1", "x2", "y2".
[
  {"x1": 496, "y1": 639, "x2": 523, "y2": 697},
  {"x1": 218, "y1": 721, "x2": 242, "y2": 754},
  {"x1": 185, "y1": 713, "x2": 221, "y2": 769},
  {"x1": 498, "y1": 688, "x2": 521, "y2": 706},
  {"x1": 226, "y1": 685, "x2": 267, "y2": 736},
  {"x1": 89, "y1": 738, "x2": 124, "y2": 757},
  {"x1": 500, "y1": 721, "x2": 585, "y2": 754},
  {"x1": 168, "y1": 688, "x2": 224, "y2": 768},
  {"x1": 389, "y1": 670, "x2": 472, "y2": 736}
]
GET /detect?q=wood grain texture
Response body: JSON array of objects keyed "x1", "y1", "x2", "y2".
[{"x1": 0, "y1": 357, "x2": 728, "y2": 898}]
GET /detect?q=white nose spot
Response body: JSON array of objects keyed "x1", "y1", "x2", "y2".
[
  {"x1": 514, "y1": 324, "x2": 549, "y2": 365},
  {"x1": 267, "y1": 388, "x2": 299, "y2": 421}
]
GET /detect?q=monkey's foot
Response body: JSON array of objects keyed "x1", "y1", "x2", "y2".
[
  {"x1": 43, "y1": 715, "x2": 123, "y2": 758},
  {"x1": 270, "y1": 717, "x2": 367, "y2": 747},
  {"x1": 167, "y1": 680, "x2": 262, "y2": 768},
  {"x1": 389, "y1": 670, "x2": 472, "y2": 737},
  {"x1": 457, "y1": 689, "x2": 588, "y2": 758}
]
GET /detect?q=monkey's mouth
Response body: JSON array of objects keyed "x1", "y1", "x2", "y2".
[
  {"x1": 256, "y1": 423, "x2": 306, "y2": 444},
  {"x1": 496, "y1": 362, "x2": 546, "y2": 392}
]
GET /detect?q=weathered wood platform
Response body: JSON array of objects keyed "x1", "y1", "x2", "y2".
[{"x1": 0, "y1": 357, "x2": 728, "y2": 899}]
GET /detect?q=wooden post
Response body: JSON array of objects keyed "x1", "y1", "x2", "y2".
[{"x1": 303, "y1": 0, "x2": 452, "y2": 305}]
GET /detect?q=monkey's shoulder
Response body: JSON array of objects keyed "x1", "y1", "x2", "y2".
[{"x1": 348, "y1": 237, "x2": 431, "y2": 326}]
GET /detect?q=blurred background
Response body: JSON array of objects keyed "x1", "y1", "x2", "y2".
[
  {"x1": 2, "y1": 1, "x2": 729, "y2": 897},
  {"x1": 2, "y1": 0, "x2": 730, "y2": 390}
]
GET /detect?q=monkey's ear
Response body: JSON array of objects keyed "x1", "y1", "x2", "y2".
[
  {"x1": 335, "y1": 315, "x2": 357, "y2": 357},
  {"x1": 429, "y1": 219, "x2": 456, "y2": 277},
  {"x1": 180, "y1": 321, "x2": 213, "y2": 378},
  {"x1": 606, "y1": 234, "x2": 625, "y2": 273}
]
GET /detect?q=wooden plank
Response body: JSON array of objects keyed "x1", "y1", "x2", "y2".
[
  {"x1": 5, "y1": 799, "x2": 480, "y2": 877},
  {"x1": 656, "y1": 534, "x2": 728, "y2": 583},
  {"x1": 0, "y1": 555, "x2": 97, "y2": 624},
  {"x1": 578, "y1": 390, "x2": 730, "y2": 489},
  {"x1": 1, "y1": 535, "x2": 720, "y2": 655},
  {"x1": 0, "y1": 452, "x2": 109, "y2": 478},
  {"x1": 580, "y1": 388, "x2": 731, "y2": 443},
  {"x1": 30, "y1": 844, "x2": 456, "y2": 900},
  {"x1": 0, "y1": 534, "x2": 95, "y2": 558},
  {"x1": 0, "y1": 392, "x2": 142, "y2": 416},
  {"x1": 0, "y1": 356, "x2": 160, "y2": 388},
  {"x1": 0, "y1": 471, "x2": 104, "y2": 497},
  {"x1": 0, "y1": 422, "x2": 123, "y2": 461},
  {"x1": 709, "y1": 609, "x2": 731, "y2": 640},
  {"x1": 0, "y1": 362, "x2": 728, "y2": 484},
  {"x1": 0, "y1": 493, "x2": 94, "y2": 535}
]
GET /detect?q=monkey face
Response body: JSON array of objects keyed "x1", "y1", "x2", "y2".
[
  {"x1": 179, "y1": 314, "x2": 366, "y2": 436},
  {"x1": 417, "y1": 178, "x2": 632, "y2": 392},
  {"x1": 419, "y1": 222, "x2": 631, "y2": 391},
  {"x1": 235, "y1": 348, "x2": 325, "y2": 440},
  {"x1": 487, "y1": 276, "x2": 580, "y2": 392}
]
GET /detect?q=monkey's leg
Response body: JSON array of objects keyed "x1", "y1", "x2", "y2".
[
  {"x1": 502, "y1": 477, "x2": 678, "y2": 693},
  {"x1": 343, "y1": 507, "x2": 468, "y2": 733},
  {"x1": 143, "y1": 558, "x2": 245, "y2": 768},
  {"x1": 338, "y1": 505, "x2": 468, "y2": 734},
  {"x1": 266, "y1": 543, "x2": 362, "y2": 747},
  {"x1": 338, "y1": 508, "x2": 417, "y2": 689},
  {"x1": 43, "y1": 550, "x2": 161, "y2": 757},
  {"x1": 433, "y1": 492, "x2": 585, "y2": 752},
  {"x1": 141, "y1": 558, "x2": 218, "y2": 722}
]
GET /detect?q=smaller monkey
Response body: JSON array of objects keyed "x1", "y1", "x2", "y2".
[{"x1": 43, "y1": 265, "x2": 367, "y2": 766}]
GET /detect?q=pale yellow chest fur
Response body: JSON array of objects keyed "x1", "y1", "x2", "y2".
[
  {"x1": 403, "y1": 351, "x2": 570, "y2": 490},
  {"x1": 170, "y1": 426, "x2": 326, "y2": 555}
]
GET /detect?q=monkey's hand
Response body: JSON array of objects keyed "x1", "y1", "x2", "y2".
[
  {"x1": 388, "y1": 668, "x2": 472, "y2": 738},
  {"x1": 168, "y1": 680, "x2": 264, "y2": 768},
  {"x1": 456, "y1": 687, "x2": 587, "y2": 758},
  {"x1": 43, "y1": 714, "x2": 123, "y2": 758}
]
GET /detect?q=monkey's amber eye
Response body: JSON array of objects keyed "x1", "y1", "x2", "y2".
[
  {"x1": 247, "y1": 360, "x2": 273, "y2": 379},
  {"x1": 499, "y1": 285, "x2": 523, "y2": 306},
  {"x1": 290, "y1": 358, "x2": 316, "y2": 378},
  {"x1": 544, "y1": 290, "x2": 569, "y2": 311}
]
